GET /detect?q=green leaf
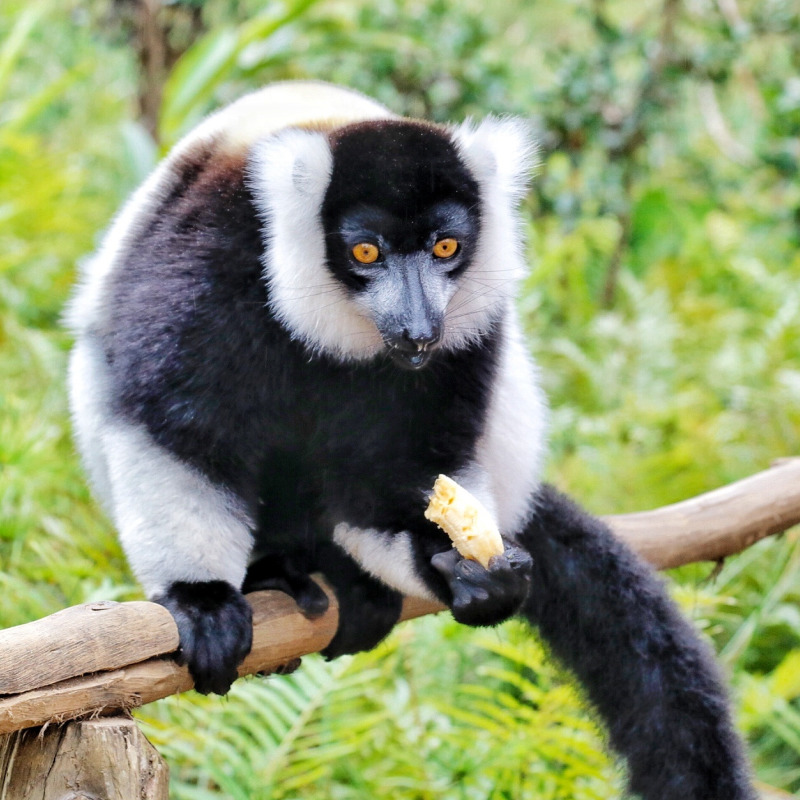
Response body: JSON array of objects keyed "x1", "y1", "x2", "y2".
[
  {"x1": 159, "y1": 0, "x2": 323, "y2": 145},
  {"x1": 159, "y1": 25, "x2": 240, "y2": 145},
  {"x1": 0, "y1": 2, "x2": 46, "y2": 101}
]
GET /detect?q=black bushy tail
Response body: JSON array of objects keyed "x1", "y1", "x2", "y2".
[{"x1": 517, "y1": 484, "x2": 756, "y2": 800}]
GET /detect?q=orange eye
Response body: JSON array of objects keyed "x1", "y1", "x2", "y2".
[
  {"x1": 433, "y1": 238, "x2": 458, "y2": 258},
  {"x1": 352, "y1": 243, "x2": 380, "y2": 264}
]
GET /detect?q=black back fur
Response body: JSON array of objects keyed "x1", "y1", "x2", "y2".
[{"x1": 99, "y1": 140, "x2": 499, "y2": 587}]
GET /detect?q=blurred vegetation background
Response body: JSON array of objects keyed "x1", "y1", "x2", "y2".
[{"x1": 1, "y1": 0, "x2": 799, "y2": 796}]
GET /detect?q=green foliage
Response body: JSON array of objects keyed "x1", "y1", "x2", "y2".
[
  {"x1": 159, "y1": 0, "x2": 325, "y2": 145},
  {"x1": 140, "y1": 618, "x2": 621, "y2": 799},
  {"x1": 0, "y1": 0, "x2": 139, "y2": 624},
  {"x1": 2, "y1": 0, "x2": 800, "y2": 795},
  {"x1": 151, "y1": 0, "x2": 516, "y2": 147}
]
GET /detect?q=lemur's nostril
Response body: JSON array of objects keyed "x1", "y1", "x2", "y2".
[{"x1": 401, "y1": 325, "x2": 442, "y2": 352}]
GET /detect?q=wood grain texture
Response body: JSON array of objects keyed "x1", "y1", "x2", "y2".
[
  {"x1": 0, "y1": 716, "x2": 168, "y2": 799},
  {"x1": 0, "y1": 601, "x2": 179, "y2": 695},
  {"x1": 0, "y1": 459, "x2": 798, "y2": 734}
]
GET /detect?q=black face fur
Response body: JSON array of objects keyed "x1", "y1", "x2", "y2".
[{"x1": 323, "y1": 120, "x2": 482, "y2": 224}]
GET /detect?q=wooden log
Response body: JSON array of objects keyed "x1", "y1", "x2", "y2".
[
  {"x1": 0, "y1": 716, "x2": 168, "y2": 799},
  {"x1": 0, "y1": 591, "x2": 436, "y2": 734},
  {"x1": 0, "y1": 601, "x2": 178, "y2": 695},
  {"x1": 0, "y1": 460, "x2": 799, "y2": 735}
]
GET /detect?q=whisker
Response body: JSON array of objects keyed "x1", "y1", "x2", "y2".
[
  {"x1": 275, "y1": 287, "x2": 342, "y2": 302},
  {"x1": 445, "y1": 282, "x2": 512, "y2": 317},
  {"x1": 284, "y1": 295, "x2": 350, "y2": 317}
]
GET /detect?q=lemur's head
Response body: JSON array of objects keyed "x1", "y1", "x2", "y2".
[{"x1": 250, "y1": 116, "x2": 534, "y2": 367}]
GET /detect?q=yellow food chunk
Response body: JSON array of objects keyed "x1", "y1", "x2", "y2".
[{"x1": 424, "y1": 474, "x2": 504, "y2": 568}]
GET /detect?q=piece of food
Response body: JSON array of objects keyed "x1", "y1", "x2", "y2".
[{"x1": 424, "y1": 474, "x2": 504, "y2": 568}]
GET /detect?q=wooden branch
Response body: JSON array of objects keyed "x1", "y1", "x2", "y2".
[
  {"x1": 1, "y1": 459, "x2": 799, "y2": 734},
  {"x1": 0, "y1": 586, "x2": 439, "y2": 735},
  {"x1": 0, "y1": 601, "x2": 179, "y2": 696},
  {"x1": 606, "y1": 458, "x2": 800, "y2": 569}
]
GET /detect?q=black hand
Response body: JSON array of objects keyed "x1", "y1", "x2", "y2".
[
  {"x1": 431, "y1": 542, "x2": 532, "y2": 626},
  {"x1": 156, "y1": 580, "x2": 253, "y2": 696}
]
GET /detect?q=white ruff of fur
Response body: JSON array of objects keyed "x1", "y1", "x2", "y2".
[
  {"x1": 447, "y1": 118, "x2": 537, "y2": 348},
  {"x1": 250, "y1": 115, "x2": 538, "y2": 362},
  {"x1": 250, "y1": 130, "x2": 386, "y2": 360}
]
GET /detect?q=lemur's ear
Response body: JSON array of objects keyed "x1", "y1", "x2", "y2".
[
  {"x1": 451, "y1": 117, "x2": 537, "y2": 202},
  {"x1": 249, "y1": 128, "x2": 333, "y2": 211}
]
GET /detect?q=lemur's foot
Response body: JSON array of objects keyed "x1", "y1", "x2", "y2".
[
  {"x1": 317, "y1": 544, "x2": 403, "y2": 659},
  {"x1": 243, "y1": 555, "x2": 330, "y2": 618}
]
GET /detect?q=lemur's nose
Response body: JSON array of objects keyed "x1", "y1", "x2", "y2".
[{"x1": 400, "y1": 325, "x2": 442, "y2": 353}]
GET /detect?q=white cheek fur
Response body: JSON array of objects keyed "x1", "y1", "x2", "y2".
[
  {"x1": 443, "y1": 118, "x2": 537, "y2": 351},
  {"x1": 249, "y1": 130, "x2": 386, "y2": 361},
  {"x1": 247, "y1": 110, "x2": 538, "y2": 363}
]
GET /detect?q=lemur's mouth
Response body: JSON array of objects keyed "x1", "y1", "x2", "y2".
[
  {"x1": 387, "y1": 339, "x2": 437, "y2": 370},
  {"x1": 390, "y1": 348, "x2": 431, "y2": 370},
  {"x1": 382, "y1": 323, "x2": 442, "y2": 370}
]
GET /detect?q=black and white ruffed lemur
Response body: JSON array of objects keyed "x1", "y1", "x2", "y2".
[{"x1": 67, "y1": 81, "x2": 756, "y2": 799}]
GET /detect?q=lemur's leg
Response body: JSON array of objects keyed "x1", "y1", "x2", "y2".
[{"x1": 315, "y1": 540, "x2": 403, "y2": 659}]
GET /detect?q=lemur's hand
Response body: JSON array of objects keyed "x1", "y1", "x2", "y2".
[{"x1": 431, "y1": 541, "x2": 532, "y2": 626}]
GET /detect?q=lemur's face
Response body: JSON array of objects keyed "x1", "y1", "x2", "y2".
[
  {"x1": 321, "y1": 122, "x2": 482, "y2": 369},
  {"x1": 326, "y1": 200, "x2": 479, "y2": 369}
]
